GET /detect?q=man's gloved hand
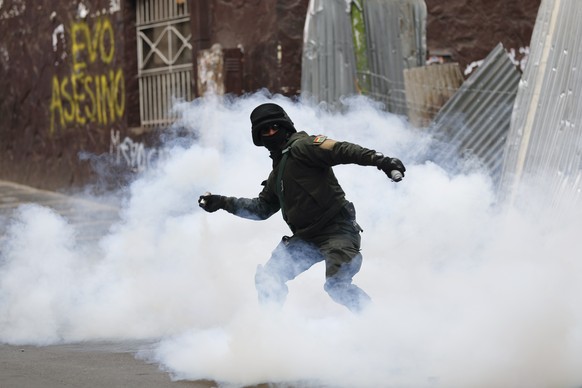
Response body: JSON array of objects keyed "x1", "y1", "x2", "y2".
[
  {"x1": 376, "y1": 155, "x2": 406, "y2": 182},
  {"x1": 198, "y1": 192, "x2": 225, "y2": 213}
]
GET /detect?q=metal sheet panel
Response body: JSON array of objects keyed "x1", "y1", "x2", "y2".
[
  {"x1": 301, "y1": 0, "x2": 426, "y2": 110},
  {"x1": 499, "y1": 0, "x2": 582, "y2": 206},
  {"x1": 301, "y1": 0, "x2": 358, "y2": 105},
  {"x1": 430, "y1": 43, "x2": 522, "y2": 186},
  {"x1": 362, "y1": 0, "x2": 427, "y2": 115}
]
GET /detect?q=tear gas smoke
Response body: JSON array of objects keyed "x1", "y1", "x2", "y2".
[{"x1": 1, "y1": 93, "x2": 582, "y2": 387}]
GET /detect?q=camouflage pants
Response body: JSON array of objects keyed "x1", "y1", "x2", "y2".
[{"x1": 255, "y1": 216, "x2": 371, "y2": 313}]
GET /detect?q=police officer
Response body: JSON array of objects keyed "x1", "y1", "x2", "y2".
[{"x1": 199, "y1": 103, "x2": 405, "y2": 313}]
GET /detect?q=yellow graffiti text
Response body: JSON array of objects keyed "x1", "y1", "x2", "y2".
[
  {"x1": 72, "y1": 17, "x2": 115, "y2": 72},
  {"x1": 49, "y1": 16, "x2": 124, "y2": 134},
  {"x1": 50, "y1": 69, "x2": 125, "y2": 134}
]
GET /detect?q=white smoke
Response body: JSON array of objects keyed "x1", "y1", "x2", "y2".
[{"x1": 1, "y1": 93, "x2": 582, "y2": 387}]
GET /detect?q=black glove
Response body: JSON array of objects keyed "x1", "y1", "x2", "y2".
[
  {"x1": 198, "y1": 192, "x2": 225, "y2": 213},
  {"x1": 376, "y1": 156, "x2": 406, "y2": 182}
]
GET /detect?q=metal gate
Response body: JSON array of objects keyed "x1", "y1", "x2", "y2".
[{"x1": 136, "y1": 0, "x2": 193, "y2": 127}]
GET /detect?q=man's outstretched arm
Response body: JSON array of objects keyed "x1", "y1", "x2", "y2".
[{"x1": 198, "y1": 192, "x2": 279, "y2": 220}]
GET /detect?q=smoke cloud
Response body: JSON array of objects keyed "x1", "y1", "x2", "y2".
[{"x1": 1, "y1": 93, "x2": 582, "y2": 387}]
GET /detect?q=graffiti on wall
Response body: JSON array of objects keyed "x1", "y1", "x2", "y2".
[
  {"x1": 50, "y1": 16, "x2": 125, "y2": 134},
  {"x1": 110, "y1": 130, "x2": 169, "y2": 173}
]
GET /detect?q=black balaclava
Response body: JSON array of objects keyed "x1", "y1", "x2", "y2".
[
  {"x1": 250, "y1": 103, "x2": 297, "y2": 149},
  {"x1": 261, "y1": 125, "x2": 290, "y2": 151}
]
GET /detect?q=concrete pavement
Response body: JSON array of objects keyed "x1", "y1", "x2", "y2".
[
  {"x1": 0, "y1": 180, "x2": 120, "y2": 246},
  {"x1": 0, "y1": 343, "x2": 215, "y2": 388},
  {"x1": 0, "y1": 180, "x2": 219, "y2": 388}
]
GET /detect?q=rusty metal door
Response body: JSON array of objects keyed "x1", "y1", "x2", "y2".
[{"x1": 136, "y1": 0, "x2": 193, "y2": 127}]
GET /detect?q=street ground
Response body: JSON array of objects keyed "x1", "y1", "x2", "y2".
[
  {"x1": 0, "y1": 180, "x2": 120, "y2": 246},
  {"x1": 0, "y1": 343, "x2": 215, "y2": 388},
  {"x1": 0, "y1": 181, "x2": 220, "y2": 388}
]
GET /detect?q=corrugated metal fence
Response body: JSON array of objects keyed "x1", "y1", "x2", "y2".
[
  {"x1": 499, "y1": 0, "x2": 582, "y2": 206},
  {"x1": 301, "y1": 0, "x2": 358, "y2": 106},
  {"x1": 301, "y1": 0, "x2": 426, "y2": 113},
  {"x1": 360, "y1": 0, "x2": 427, "y2": 115},
  {"x1": 429, "y1": 43, "x2": 522, "y2": 186}
]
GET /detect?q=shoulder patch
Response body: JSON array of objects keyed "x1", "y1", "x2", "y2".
[{"x1": 313, "y1": 135, "x2": 327, "y2": 145}]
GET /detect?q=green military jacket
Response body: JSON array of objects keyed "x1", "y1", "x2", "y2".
[{"x1": 222, "y1": 131, "x2": 379, "y2": 238}]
